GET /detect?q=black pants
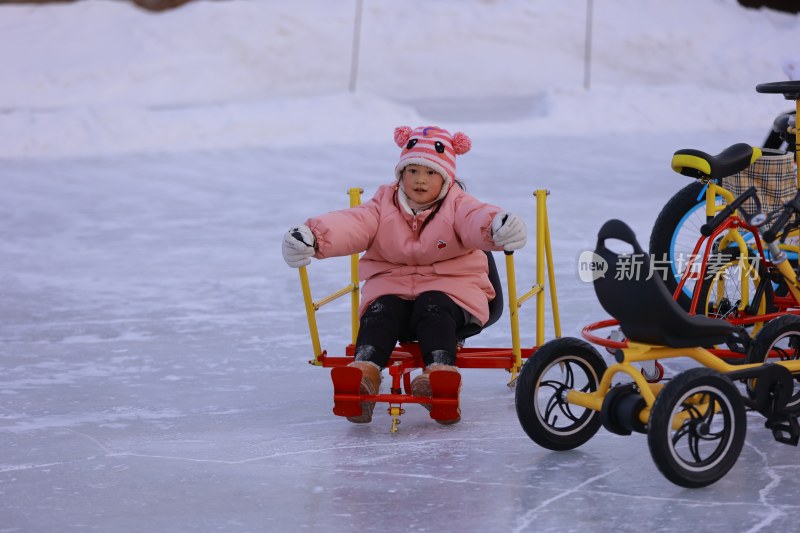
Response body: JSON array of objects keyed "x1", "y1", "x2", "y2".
[{"x1": 355, "y1": 291, "x2": 466, "y2": 369}]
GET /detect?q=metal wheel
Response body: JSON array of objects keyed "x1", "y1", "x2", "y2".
[
  {"x1": 647, "y1": 368, "x2": 746, "y2": 488},
  {"x1": 515, "y1": 337, "x2": 607, "y2": 451},
  {"x1": 746, "y1": 315, "x2": 800, "y2": 408}
]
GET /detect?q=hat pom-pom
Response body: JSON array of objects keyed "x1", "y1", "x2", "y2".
[
  {"x1": 394, "y1": 126, "x2": 412, "y2": 148},
  {"x1": 452, "y1": 132, "x2": 471, "y2": 155}
]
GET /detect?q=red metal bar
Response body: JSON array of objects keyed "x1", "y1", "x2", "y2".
[{"x1": 323, "y1": 343, "x2": 537, "y2": 369}]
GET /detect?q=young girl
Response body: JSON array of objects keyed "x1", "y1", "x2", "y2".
[{"x1": 282, "y1": 126, "x2": 526, "y2": 424}]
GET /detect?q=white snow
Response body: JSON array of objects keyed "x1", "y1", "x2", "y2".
[
  {"x1": 0, "y1": 0, "x2": 797, "y2": 158},
  {"x1": 2, "y1": 1, "x2": 800, "y2": 531}
]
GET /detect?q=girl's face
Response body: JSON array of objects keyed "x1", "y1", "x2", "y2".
[{"x1": 400, "y1": 164, "x2": 444, "y2": 205}]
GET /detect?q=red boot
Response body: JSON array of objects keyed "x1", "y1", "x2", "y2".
[
  {"x1": 411, "y1": 364, "x2": 461, "y2": 425},
  {"x1": 346, "y1": 361, "x2": 381, "y2": 424}
]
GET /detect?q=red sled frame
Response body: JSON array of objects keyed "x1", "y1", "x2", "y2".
[{"x1": 297, "y1": 187, "x2": 561, "y2": 431}]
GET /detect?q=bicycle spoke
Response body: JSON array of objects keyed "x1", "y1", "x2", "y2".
[
  {"x1": 672, "y1": 422, "x2": 691, "y2": 445},
  {"x1": 698, "y1": 393, "x2": 715, "y2": 425},
  {"x1": 543, "y1": 392, "x2": 559, "y2": 425},
  {"x1": 562, "y1": 361, "x2": 575, "y2": 389},
  {"x1": 559, "y1": 399, "x2": 583, "y2": 423},
  {"x1": 688, "y1": 431, "x2": 703, "y2": 463}
]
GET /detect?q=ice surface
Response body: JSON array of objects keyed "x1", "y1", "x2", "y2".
[{"x1": 4, "y1": 130, "x2": 800, "y2": 531}]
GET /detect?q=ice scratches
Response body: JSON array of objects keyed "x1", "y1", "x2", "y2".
[
  {"x1": 741, "y1": 438, "x2": 800, "y2": 533},
  {"x1": 105, "y1": 436, "x2": 528, "y2": 466},
  {"x1": 512, "y1": 469, "x2": 619, "y2": 533},
  {"x1": 68, "y1": 428, "x2": 111, "y2": 454},
  {"x1": 1, "y1": 407, "x2": 183, "y2": 433},
  {"x1": 327, "y1": 468, "x2": 506, "y2": 486},
  {"x1": 0, "y1": 461, "x2": 68, "y2": 473}
]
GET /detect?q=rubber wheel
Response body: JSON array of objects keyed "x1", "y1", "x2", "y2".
[
  {"x1": 647, "y1": 368, "x2": 746, "y2": 488},
  {"x1": 745, "y1": 315, "x2": 800, "y2": 407},
  {"x1": 515, "y1": 337, "x2": 607, "y2": 451},
  {"x1": 649, "y1": 181, "x2": 709, "y2": 310}
]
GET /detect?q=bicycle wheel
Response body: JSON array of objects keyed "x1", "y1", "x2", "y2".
[
  {"x1": 515, "y1": 337, "x2": 607, "y2": 451},
  {"x1": 647, "y1": 367, "x2": 746, "y2": 488},
  {"x1": 695, "y1": 247, "x2": 772, "y2": 322},
  {"x1": 650, "y1": 181, "x2": 721, "y2": 310},
  {"x1": 746, "y1": 315, "x2": 800, "y2": 408}
]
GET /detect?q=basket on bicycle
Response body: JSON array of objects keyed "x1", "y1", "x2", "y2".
[{"x1": 725, "y1": 148, "x2": 797, "y2": 224}]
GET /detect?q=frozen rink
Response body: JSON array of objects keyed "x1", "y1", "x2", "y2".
[{"x1": 4, "y1": 130, "x2": 800, "y2": 532}]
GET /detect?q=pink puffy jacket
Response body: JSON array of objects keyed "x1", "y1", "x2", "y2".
[{"x1": 306, "y1": 184, "x2": 503, "y2": 325}]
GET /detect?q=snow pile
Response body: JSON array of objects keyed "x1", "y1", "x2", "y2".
[{"x1": 0, "y1": 0, "x2": 797, "y2": 158}]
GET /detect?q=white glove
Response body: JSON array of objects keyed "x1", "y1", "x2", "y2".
[
  {"x1": 282, "y1": 225, "x2": 316, "y2": 268},
  {"x1": 492, "y1": 212, "x2": 527, "y2": 251}
]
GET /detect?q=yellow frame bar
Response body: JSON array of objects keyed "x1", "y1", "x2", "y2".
[
  {"x1": 796, "y1": 97, "x2": 800, "y2": 188},
  {"x1": 300, "y1": 188, "x2": 363, "y2": 365},
  {"x1": 348, "y1": 188, "x2": 363, "y2": 344},
  {"x1": 506, "y1": 189, "x2": 562, "y2": 383},
  {"x1": 566, "y1": 342, "x2": 800, "y2": 425},
  {"x1": 298, "y1": 265, "x2": 323, "y2": 363}
]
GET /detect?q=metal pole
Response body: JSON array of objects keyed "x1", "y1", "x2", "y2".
[
  {"x1": 348, "y1": 188, "x2": 363, "y2": 343},
  {"x1": 349, "y1": 0, "x2": 364, "y2": 93},
  {"x1": 535, "y1": 191, "x2": 546, "y2": 346},
  {"x1": 583, "y1": 0, "x2": 594, "y2": 90}
]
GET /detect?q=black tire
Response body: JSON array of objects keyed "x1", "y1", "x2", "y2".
[
  {"x1": 515, "y1": 337, "x2": 607, "y2": 451},
  {"x1": 650, "y1": 181, "x2": 708, "y2": 310},
  {"x1": 745, "y1": 315, "x2": 800, "y2": 407},
  {"x1": 647, "y1": 368, "x2": 746, "y2": 488}
]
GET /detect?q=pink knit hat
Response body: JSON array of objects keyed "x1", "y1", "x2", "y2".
[{"x1": 394, "y1": 126, "x2": 471, "y2": 194}]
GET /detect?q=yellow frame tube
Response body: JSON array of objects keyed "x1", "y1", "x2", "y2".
[
  {"x1": 566, "y1": 343, "x2": 800, "y2": 426},
  {"x1": 348, "y1": 188, "x2": 363, "y2": 344},
  {"x1": 705, "y1": 180, "x2": 716, "y2": 218},
  {"x1": 299, "y1": 266, "x2": 324, "y2": 364},
  {"x1": 535, "y1": 190, "x2": 546, "y2": 346},
  {"x1": 706, "y1": 181, "x2": 735, "y2": 215},
  {"x1": 542, "y1": 192, "x2": 561, "y2": 338},
  {"x1": 796, "y1": 97, "x2": 800, "y2": 188},
  {"x1": 314, "y1": 284, "x2": 359, "y2": 309},
  {"x1": 516, "y1": 285, "x2": 542, "y2": 307},
  {"x1": 776, "y1": 259, "x2": 800, "y2": 303},
  {"x1": 505, "y1": 189, "x2": 562, "y2": 382},
  {"x1": 505, "y1": 253, "x2": 522, "y2": 379},
  {"x1": 713, "y1": 230, "x2": 752, "y2": 312}
]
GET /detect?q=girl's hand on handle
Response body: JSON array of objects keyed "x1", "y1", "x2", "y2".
[
  {"x1": 282, "y1": 225, "x2": 316, "y2": 268},
  {"x1": 492, "y1": 212, "x2": 527, "y2": 251}
]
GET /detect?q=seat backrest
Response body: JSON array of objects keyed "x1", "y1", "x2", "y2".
[
  {"x1": 457, "y1": 251, "x2": 503, "y2": 340},
  {"x1": 593, "y1": 219, "x2": 735, "y2": 348}
]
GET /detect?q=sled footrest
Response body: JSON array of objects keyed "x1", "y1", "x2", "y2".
[
  {"x1": 428, "y1": 371, "x2": 461, "y2": 422},
  {"x1": 331, "y1": 367, "x2": 365, "y2": 418}
]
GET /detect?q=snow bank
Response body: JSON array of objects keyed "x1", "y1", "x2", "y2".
[{"x1": 0, "y1": 0, "x2": 797, "y2": 158}]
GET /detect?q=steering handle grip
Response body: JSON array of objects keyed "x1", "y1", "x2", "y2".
[
  {"x1": 700, "y1": 186, "x2": 758, "y2": 237},
  {"x1": 762, "y1": 190, "x2": 800, "y2": 243}
]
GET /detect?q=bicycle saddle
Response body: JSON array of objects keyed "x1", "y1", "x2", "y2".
[
  {"x1": 671, "y1": 143, "x2": 761, "y2": 181},
  {"x1": 593, "y1": 219, "x2": 737, "y2": 348}
]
